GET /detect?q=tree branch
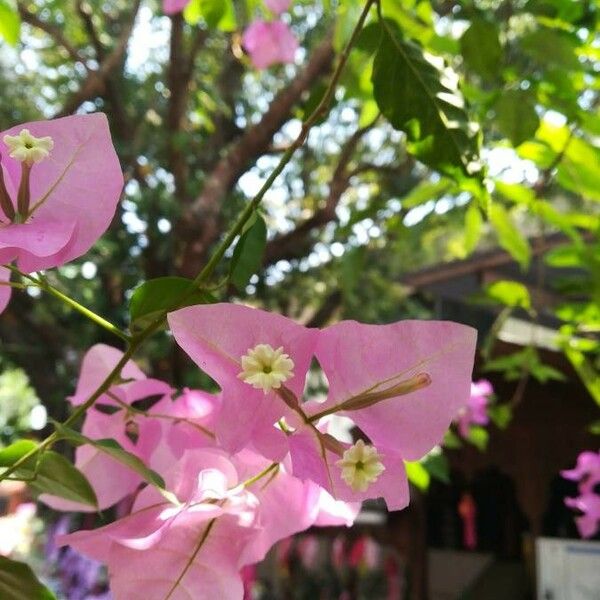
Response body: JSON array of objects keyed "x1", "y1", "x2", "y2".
[
  {"x1": 177, "y1": 35, "x2": 335, "y2": 277},
  {"x1": 263, "y1": 120, "x2": 375, "y2": 265},
  {"x1": 17, "y1": 3, "x2": 85, "y2": 67},
  {"x1": 57, "y1": 0, "x2": 141, "y2": 117}
]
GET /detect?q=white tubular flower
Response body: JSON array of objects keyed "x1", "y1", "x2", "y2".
[
  {"x1": 238, "y1": 343, "x2": 294, "y2": 393},
  {"x1": 3, "y1": 129, "x2": 54, "y2": 165},
  {"x1": 337, "y1": 439, "x2": 385, "y2": 492}
]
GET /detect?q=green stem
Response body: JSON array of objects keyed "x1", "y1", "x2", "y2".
[{"x1": 8, "y1": 266, "x2": 131, "y2": 343}]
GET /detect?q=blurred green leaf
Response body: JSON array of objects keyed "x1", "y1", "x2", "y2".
[
  {"x1": 230, "y1": 212, "x2": 267, "y2": 291},
  {"x1": 489, "y1": 204, "x2": 531, "y2": 269},
  {"x1": 184, "y1": 0, "x2": 236, "y2": 30},
  {"x1": 564, "y1": 348, "x2": 600, "y2": 406},
  {"x1": 460, "y1": 19, "x2": 502, "y2": 79},
  {"x1": 488, "y1": 404, "x2": 512, "y2": 429},
  {"x1": 443, "y1": 429, "x2": 463, "y2": 449},
  {"x1": 485, "y1": 280, "x2": 532, "y2": 310},
  {"x1": 468, "y1": 425, "x2": 489, "y2": 451},
  {"x1": 0, "y1": 556, "x2": 57, "y2": 600},
  {"x1": 494, "y1": 90, "x2": 540, "y2": 147},
  {"x1": 405, "y1": 459, "x2": 430, "y2": 490},
  {"x1": 421, "y1": 451, "x2": 450, "y2": 483},
  {"x1": 372, "y1": 19, "x2": 481, "y2": 179},
  {"x1": 0, "y1": 0, "x2": 20, "y2": 47}
]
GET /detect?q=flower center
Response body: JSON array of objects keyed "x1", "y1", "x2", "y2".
[
  {"x1": 238, "y1": 343, "x2": 294, "y2": 393},
  {"x1": 337, "y1": 439, "x2": 385, "y2": 492},
  {"x1": 3, "y1": 129, "x2": 54, "y2": 166}
]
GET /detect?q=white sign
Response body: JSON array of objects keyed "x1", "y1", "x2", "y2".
[{"x1": 537, "y1": 537, "x2": 600, "y2": 600}]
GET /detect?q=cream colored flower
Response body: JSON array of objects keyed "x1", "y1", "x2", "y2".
[
  {"x1": 3, "y1": 129, "x2": 54, "y2": 164},
  {"x1": 337, "y1": 439, "x2": 385, "y2": 492},
  {"x1": 238, "y1": 343, "x2": 294, "y2": 393}
]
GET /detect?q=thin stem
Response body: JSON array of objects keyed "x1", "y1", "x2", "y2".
[
  {"x1": 242, "y1": 462, "x2": 279, "y2": 488},
  {"x1": 8, "y1": 266, "x2": 131, "y2": 343}
]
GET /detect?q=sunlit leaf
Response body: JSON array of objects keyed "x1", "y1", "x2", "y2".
[
  {"x1": 372, "y1": 19, "x2": 481, "y2": 179},
  {"x1": 0, "y1": 0, "x2": 20, "y2": 47},
  {"x1": 230, "y1": 212, "x2": 267, "y2": 291}
]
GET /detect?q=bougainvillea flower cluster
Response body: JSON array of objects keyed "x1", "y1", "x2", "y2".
[
  {"x1": 51, "y1": 302, "x2": 476, "y2": 599},
  {"x1": 562, "y1": 450, "x2": 600, "y2": 538},
  {"x1": 456, "y1": 379, "x2": 493, "y2": 438},
  {"x1": 0, "y1": 114, "x2": 123, "y2": 313}
]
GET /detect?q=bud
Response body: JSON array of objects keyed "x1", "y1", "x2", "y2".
[
  {"x1": 340, "y1": 372, "x2": 432, "y2": 413},
  {"x1": 0, "y1": 156, "x2": 15, "y2": 221}
]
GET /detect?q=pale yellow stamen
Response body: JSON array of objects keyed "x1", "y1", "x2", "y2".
[
  {"x1": 238, "y1": 343, "x2": 294, "y2": 393},
  {"x1": 337, "y1": 439, "x2": 385, "y2": 492},
  {"x1": 3, "y1": 129, "x2": 54, "y2": 165}
]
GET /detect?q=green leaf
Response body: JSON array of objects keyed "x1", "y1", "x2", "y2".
[
  {"x1": 184, "y1": 0, "x2": 236, "y2": 30},
  {"x1": 0, "y1": 444, "x2": 97, "y2": 508},
  {"x1": 230, "y1": 212, "x2": 267, "y2": 291},
  {"x1": 0, "y1": 0, "x2": 21, "y2": 47},
  {"x1": 468, "y1": 425, "x2": 489, "y2": 451},
  {"x1": 520, "y1": 27, "x2": 580, "y2": 70},
  {"x1": 129, "y1": 277, "x2": 209, "y2": 331},
  {"x1": 589, "y1": 420, "x2": 600, "y2": 435},
  {"x1": 0, "y1": 439, "x2": 37, "y2": 464},
  {"x1": 463, "y1": 203, "x2": 483, "y2": 255},
  {"x1": 488, "y1": 404, "x2": 512, "y2": 429},
  {"x1": 485, "y1": 280, "x2": 532, "y2": 310},
  {"x1": 0, "y1": 556, "x2": 57, "y2": 600},
  {"x1": 460, "y1": 19, "x2": 502, "y2": 79},
  {"x1": 54, "y1": 423, "x2": 170, "y2": 494},
  {"x1": 443, "y1": 429, "x2": 462, "y2": 449},
  {"x1": 421, "y1": 452, "x2": 450, "y2": 484},
  {"x1": 564, "y1": 348, "x2": 600, "y2": 406},
  {"x1": 404, "y1": 460, "x2": 430, "y2": 490},
  {"x1": 372, "y1": 19, "x2": 481, "y2": 179},
  {"x1": 494, "y1": 90, "x2": 540, "y2": 147},
  {"x1": 489, "y1": 204, "x2": 531, "y2": 269}
]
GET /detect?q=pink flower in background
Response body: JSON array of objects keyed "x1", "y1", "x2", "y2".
[
  {"x1": 42, "y1": 344, "x2": 173, "y2": 511},
  {"x1": 169, "y1": 303, "x2": 476, "y2": 510},
  {"x1": 456, "y1": 379, "x2": 493, "y2": 437},
  {"x1": 565, "y1": 493, "x2": 600, "y2": 539},
  {"x1": 163, "y1": 0, "x2": 189, "y2": 14},
  {"x1": 561, "y1": 450, "x2": 600, "y2": 494},
  {"x1": 264, "y1": 0, "x2": 292, "y2": 15},
  {"x1": 242, "y1": 20, "x2": 298, "y2": 69},
  {"x1": 0, "y1": 113, "x2": 122, "y2": 311}
]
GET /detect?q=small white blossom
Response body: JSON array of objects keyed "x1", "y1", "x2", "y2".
[
  {"x1": 238, "y1": 343, "x2": 294, "y2": 393},
  {"x1": 3, "y1": 129, "x2": 54, "y2": 165},
  {"x1": 337, "y1": 439, "x2": 385, "y2": 492}
]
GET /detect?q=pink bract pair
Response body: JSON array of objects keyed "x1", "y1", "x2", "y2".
[
  {"x1": 0, "y1": 114, "x2": 123, "y2": 313},
  {"x1": 168, "y1": 303, "x2": 477, "y2": 509}
]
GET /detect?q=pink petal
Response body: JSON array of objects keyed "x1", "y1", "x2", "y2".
[
  {"x1": 0, "y1": 113, "x2": 123, "y2": 272},
  {"x1": 163, "y1": 0, "x2": 189, "y2": 14},
  {"x1": 0, "y1": 218, "x2": 76, "y2": 269},
  {"x1": 315, "y1": 320, "x2": 477, "y2": 460},
  {"x1": 69, "y1": 344, "x2": 146, "y2": 406},
  {"x1": 264, "y1": 0, "x2": 292, "y2": 15},
  {"x1": 168, "y1": 303, "x2": 318, "y2": 452},
  {"x1": 242, "y1": 20, "x2": 298, "y2": 69}
]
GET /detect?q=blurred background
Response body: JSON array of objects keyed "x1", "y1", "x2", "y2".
[{"x1": 0, "y1": 0, "x2": 599, "y2": 598}]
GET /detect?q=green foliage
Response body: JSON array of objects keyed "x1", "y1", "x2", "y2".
[
  {"x1": 184, "y1": 0, "x2": 236, "y2": 30},
  {"x1": 0, "y1": 440, "x2": 97, "y2": 507},
  {"x1": 488, "y1": 204, "x2": 531, "y2": 270},
  {"x1": 404, "y1": 459, "x2": 430, "y2": 490},
  {"x1": 0, "y1": 0, "x2": 20, "y2": 47},
  {"x1": 494, "y1": 90, "x2": 540, "y2": 147},
  {"x1": 485, "y1": 280, "x2": 532, "y2": 310},
  {"x1": 460, "y1": 19, "x2": 503, "y2": 80},
  {"x1": 0, "y1": 556, "x2": 57, "y2": 600},
  {"x1": 468, "y1": 425, "x2": 489, "y2": 451},
  {"x1": 230, "y1": 212, "x2": 268, "y2": 291},
  {"x1": 129, "y1": 277, "x2": 210, "y2": 331},
  {"x1": 372, "y1": 19, "x2": 481, "y2": 179},
  {"x1": 0, "y1": 369, "x2": 43, "y2": 446}
]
